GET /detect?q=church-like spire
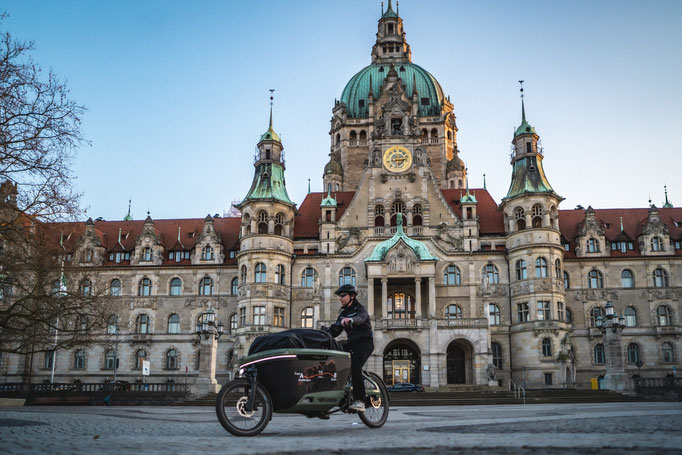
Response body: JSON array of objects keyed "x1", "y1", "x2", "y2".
[
  {"x1": 663, "y1": 185, "x2": 674, "y2": 208},
  {"x1": 515, "y1": 80, "x2": 536, "y2": 137},
  {"x1": 372, "y1": 0, "x2": 411, "y2": 64},
  {"x1": 123, "y1": 198, "x2": 133, "y2": 221},
  {"x1": 260, "y1": 89, "x2": 281, "y2": 143}
]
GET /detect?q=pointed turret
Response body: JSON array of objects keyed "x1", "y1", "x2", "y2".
[
  {"x1": 124, "y1": 198, "x2": 133, "y2": 221},
  {"x1": 663, "y1": 185, "x2": 674, "y2": 208},
  {"x1": 371, "y1": 0, "x2": 412, "y2": 64}
]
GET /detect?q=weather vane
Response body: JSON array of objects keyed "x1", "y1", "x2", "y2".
[
  {"x1": 269, "y1": 89, "x2": 275, "y2": 107},
  {"x1": 519, "y1": 80, "x2": 524, "y2": 100}
]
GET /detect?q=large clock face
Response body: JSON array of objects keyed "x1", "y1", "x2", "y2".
[{"x1": 382, "y1": 146, "x2": 412, "y2": 173}]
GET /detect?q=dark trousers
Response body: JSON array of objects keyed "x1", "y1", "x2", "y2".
[{"x1": 346, "y1": 339, "x2": 374, "y2": 401}]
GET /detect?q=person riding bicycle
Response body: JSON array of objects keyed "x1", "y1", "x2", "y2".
[{"x1": 329, "y1": 283, "x2": 374, "y2": 412}]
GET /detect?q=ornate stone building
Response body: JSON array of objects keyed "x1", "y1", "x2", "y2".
[{"x1": 1, "y1": 2, "x2": 679, "y2": 392}]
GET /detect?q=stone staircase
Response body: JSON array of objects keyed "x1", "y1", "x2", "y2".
[{"x1": 175, "y1": 387, "x2": 647, "y2": 407}]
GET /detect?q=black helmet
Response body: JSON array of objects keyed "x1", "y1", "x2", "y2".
[{"x1": 334, "y1": 284, "x2": 358, "y2": 296}]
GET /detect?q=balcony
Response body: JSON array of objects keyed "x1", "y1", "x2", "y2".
[
  {"x1": 374, "y1": 227, "x2": 385, "y2": 236},
  {"x1": 380, "y1": 318, "x2": 422, "y2": 330},
  {"x1": 436, "y1": 318, "x2": 488, "y2": 329}
]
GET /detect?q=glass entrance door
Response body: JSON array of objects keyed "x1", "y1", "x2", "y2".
[{"x1": 392, "y1": 360, "x2": 411, "y2": 384}]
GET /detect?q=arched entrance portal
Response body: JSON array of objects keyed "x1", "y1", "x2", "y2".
[
  {"x1": 446, "y1": 339, "x2": 473, "y2": 384},
  {"x1": 383, "y1": 340, "x2": 421, "y2": 385}
]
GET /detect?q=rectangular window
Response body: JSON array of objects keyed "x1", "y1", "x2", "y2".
[
  {"x1": 421, "y1": 97, "x2": 429, "y2": 106},
  {"x1": 517, "y1": 303, "x2": 529, "y2": 323},
  {"x1": 358, "y1": 99, "x2": 365, "y2": 108},
  {"x1": 239, "y1": 308, "x2": 246, "y2": 326},
  {"x1": 563, "y1": 243, "x2": 570, "y2": 251},
  {"x1": 526, "y1": 142, "x2": 532, "y2": 154},
  {"x1": 537, "y1": 301, "x2": 551, "y2": 321},
  {"x1": 274, "y1": 307, "x2": 284, "y2": 327},
  {"x1": 544, "y1": 373, "x2": 553, "y2": 386},
  {"x1": 253, "y1": 306, "x2": 266, "y2": 326},
  {"x1": 229, "y1": 251, "x2": 235, "y2": 259},
  {"x1": 557, "y1": 302, "x2": 564, "y2": 321},
  {"x1": 169, "y1": 252, "x2": 174, "y2": 259}
]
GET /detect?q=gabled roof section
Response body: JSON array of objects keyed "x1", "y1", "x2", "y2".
[{"x1": 441, "y1": 188, "x2": 505, "y2": 235}]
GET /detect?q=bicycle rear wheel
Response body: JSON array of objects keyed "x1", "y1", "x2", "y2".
[
  {"x1": 215, "y1": 378, "x2": 272, "y2": 436},
  {"x1": 359, "y1": 372, "x2": 389, "y2": 428}
]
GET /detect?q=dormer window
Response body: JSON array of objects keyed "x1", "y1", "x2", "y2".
[
  {"x1": 142, "y1": 247, "x2": 152, "y2": 262},
  {"x1": 169, "y1": 251, "x2": 190, "y2": 262},
  {"x1": 586, "y1": 238, "x2": 599, "y2": 253},
  {"x1": 651, "y1": 236, "x2": 663, "y2": 251},
  {"x1": 109, "y1": 252, "x2": 130, "y2": 263},
  {"x1": 202, "y1": 245, "x2": 214, "y2": 261},
  {"x1": 84, "y1": 249, "x2": 93, "y2": 263}
]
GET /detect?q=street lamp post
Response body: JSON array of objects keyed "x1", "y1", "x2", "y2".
[{"x1": 598, "y1": 301, "x2": 632, "y2": 394}]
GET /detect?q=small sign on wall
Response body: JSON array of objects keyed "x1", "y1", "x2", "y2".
[
  {"x1": 142, "y1": 360, "x2": 150, "y2": 376},
  {"x1": 423, "y1": 365, "x2": 429, "y2": 371}
]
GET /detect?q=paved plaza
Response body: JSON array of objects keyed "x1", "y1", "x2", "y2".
[{"x1": 1, "y1": 402, "x2": 681, "y2": 454}]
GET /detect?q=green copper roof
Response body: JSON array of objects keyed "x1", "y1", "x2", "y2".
[
  {"x1": 366, "y1": 213, "x2": 437, "y2": 262},
  {"x1": 514, "y1": 100, "x2": 536, "y2": 137},
  {"x1": 340, "y1": 63, "x2": 443, "y2": 118},
  {"x1": 503, "y1": 155, "x2": 555, "y2": 200},
  {"x1": 241, "y1": 162, "x2": 293, "y2": 205},
  {"x1": 324, "y1": 158, "x2": 343, "y2": 175},
  {"x1": 321, "y1": 192, "x2": 337, "y2": 207},
  {"x1": 461, "y1": 189, "x2": 477, "y2": 204},
  {"x1": 382, "y1": 0, "x2": 398, "y2": 18}
]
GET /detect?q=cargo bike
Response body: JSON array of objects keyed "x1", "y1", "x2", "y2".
[{"x1": 215, "y1": 329, "x2": 389, "y2": 436}]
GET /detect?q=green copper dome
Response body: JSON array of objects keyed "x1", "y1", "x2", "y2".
[
  {"x1": 365, "y1": 214, "x2": 437, "y2": 262},
  {"x1": 340, "y1": 63, "x2": 443, "y2": 118},
  {"x1": 324, "y1": 159, "x2": 343, "y2": 175}
]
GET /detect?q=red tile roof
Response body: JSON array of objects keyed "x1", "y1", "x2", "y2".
[
  {"x1": 294, "y1": 192, "x2": 355, "y2": 239},
  {"x1": 441, "y1": 188, "x2": 505, "y2": 234}
]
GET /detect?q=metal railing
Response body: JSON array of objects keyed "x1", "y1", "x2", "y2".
[
  {"x1": 0, "y1": 381, "x2": 189, "y2": 394},
  {"x1": 509, "y1": 379, "x2": 526, "y2": 404}
]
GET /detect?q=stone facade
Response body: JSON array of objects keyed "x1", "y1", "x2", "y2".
[{"x1": 0, "y1": 3, "x2": 679, "y2": 392}]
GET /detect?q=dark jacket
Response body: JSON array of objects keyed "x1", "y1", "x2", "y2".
[{"x1": 329, "y1": 300, "x2": 373, "y2": 344}]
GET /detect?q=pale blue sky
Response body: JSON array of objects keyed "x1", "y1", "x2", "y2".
[{"x1": 4, "y1": 0, "x2": 682, "y2": 220}]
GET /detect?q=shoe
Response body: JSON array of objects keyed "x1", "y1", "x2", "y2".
[
  {"x1": 317, "y1": 414, "x2": 330, "y2": 420},
  {"x1": 349, "y1": 400, "x2": 365, "y2": 412}
]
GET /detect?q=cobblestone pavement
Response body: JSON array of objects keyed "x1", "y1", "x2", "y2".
[{"x1": 1, "y1": 402, "x2": 681, "y2": 454}]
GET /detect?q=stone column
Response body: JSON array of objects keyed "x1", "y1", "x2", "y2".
[
  {"x1": 602, "y1": 321, "x2": 633, "y2": 394},
  {"x1": 194, "y1": 335, "x2": 219, "y2": 396},
  {"x1": 415, "y1": 277, "x2": 422, "y2": 319},
  {"x1": 381, "y1": 278, "x2": 388, "y2": 319},
  {"x1": 428, "y1": 276, "x2": 436, "y2": 318},
  {"x1": 367, "y1": 277, "x2": 374, "y2": 317}
]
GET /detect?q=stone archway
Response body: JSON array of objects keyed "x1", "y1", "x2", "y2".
[
  {"x1": 446, "y1": 339, "x2": 474, "y2": 384},
  {"x1": 383, "y1": 339, "x2": 422, "y2": 385}
]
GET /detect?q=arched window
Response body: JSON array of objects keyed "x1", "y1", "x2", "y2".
[
  {"x1": 413, "y1": 204, "x2": 423, "y2": 226},
  {"x1": 80, "y1": 278, "x2": 92, "y2": 297},
  {"x1": 491, "y1": 342, "x2": 502, "y2": 369},
  {"x1": 202, "y1": 245, "x2": 214, "y2": 261},
  {"x1": 563, "y1": 271, "x2": 570, "y2": 290},
  {"x1": 653, "y1": 268, "x2": 669, "y2": 287},
  {"x1": 135, "y1": 349, "x2": 147, "y2": 369},
  {"x1": 444, "y1": 265, "x2": 461, "y2": 285},
  {"x1": 73, "y1": 349, "x2": 86, "y2": 369},
  {"x1": 531, "y1": 204, "x2": 543, "y2": 228},
  {"x1": 555, "y1": 259, "x2": 562, "y2": 279},
  {"x1": 257, "y1": 211, "x2": 268, "y2": 234},
  {"x1": 590, "y1": 307, "x2": 604, "y2": 327},
  {"x1": 229, "y1": 313, "x2": 237, "y2": 333},
  {"x1": 231, "y1": 277, "x2": 238, "y2": 295},
  {"x1": 662, "y1": 342, "x2": 675, "y2": 363},
  {"x1": 335, "y1": 133, "x2": 340, "y2": 146},
  {"x1": 374, "y1": 205, "x2": 385, "y2": 227},
  {"x1": 515, "y1": 260, "x2": 527, "y2": 280},
  {"x1": 104, "y1": 349, "x2": 117, "y2": 370},
  {"x1": 587, "y1": 238, "x2": 599, "y2": 253},
  {"x1": 107, "y1": 314, "x2": 118, "y2": 334},
  {"x1": 143, "y1": 247, "x2": 152, "y2": 262},
  {"x1": 339, "y1": 266, "x2": 356, "y2": 286},
  {"x1": 165, "y1": 349, "x2": 178, "y2": 369},
  {"x1": 110, "y1": 279, "x2": 121, "y2": 297},
  {"x1": 168, "y1": 314, "x2": 180, "y2": 334},
  {"x1": 199, "y1": 276, "x2": 214, "y2": 295},
  {"x1": 274, "y1": 265, "x2": 285, "y2": 285},
  {"x1": 624, "y1": 307, "x2": 637, "y2": 327},
  {"x1": 274, "y1": 213, "x2": 285, "y2": 236},
  {"x1": 627, "y1": 343, "x2": 641, "y2": 364},
  {"x1": 588, "y1": 270, "x2": 603, "y2": 288},
  {"x1": 445, "y1": 304, "x2": 462, "y2": 319},
  {"x1": 621, "y1": 269, "x2": 634, "y2": 288},
  {"x1": 388, "y1": 292, "x2": 415, "y2": 319},
  {"x1": 301, "y1": 307, "x2": 314, "y2": 328},
  {"x1": 240, "y1": 265, "x2": 247, "y2": 283},
  {"x1": 138, "y1": 277, "x2": 152, "y2": 296},
  {"x1": 594, "y1": 344, "x2": 605, "y2": 364},
  {"x1": 254, "y1": 263, "x2": 266, "y2": 283},
  {"x1": 169, "y1": 277, "x2": 182, "y2": 296},
  {"x1": 541, "y1": 338, "x2": 552, "y2": 357},
  {"x1": 136, "y1": 314, "x2": 150, "y2": 334},
  {"x1": 488, "y1": 304, "x2": 501, "y2": 325},
  {"x1": 657, "y1": 305, "x2": 672, "y2": 326},
  {"x1": 483, "y1": 264, "x2": 499, "y2": 284},
  {"x1": 651, "y1": 236, "x2": 663, "y2": 251},
  {"x1": 535, "y1": 257, "x2": 548, "y2": 278},
  {"x1": 390, "y1": 200, "x2": 405, "y2": 226},
  {"x1": 301, "y1": 267, "x2": 317, "y2": 288},
  {"x1": 514, "y1": 207, "x2": 526, "y2": 230}
]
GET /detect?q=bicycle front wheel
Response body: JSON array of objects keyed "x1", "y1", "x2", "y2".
[
  {"x1": 215, "y1": 378, "x2": 272, "y2": 437},
  {"x1": 359, "y1": 372, "x2": 389, "y2": 428}
]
